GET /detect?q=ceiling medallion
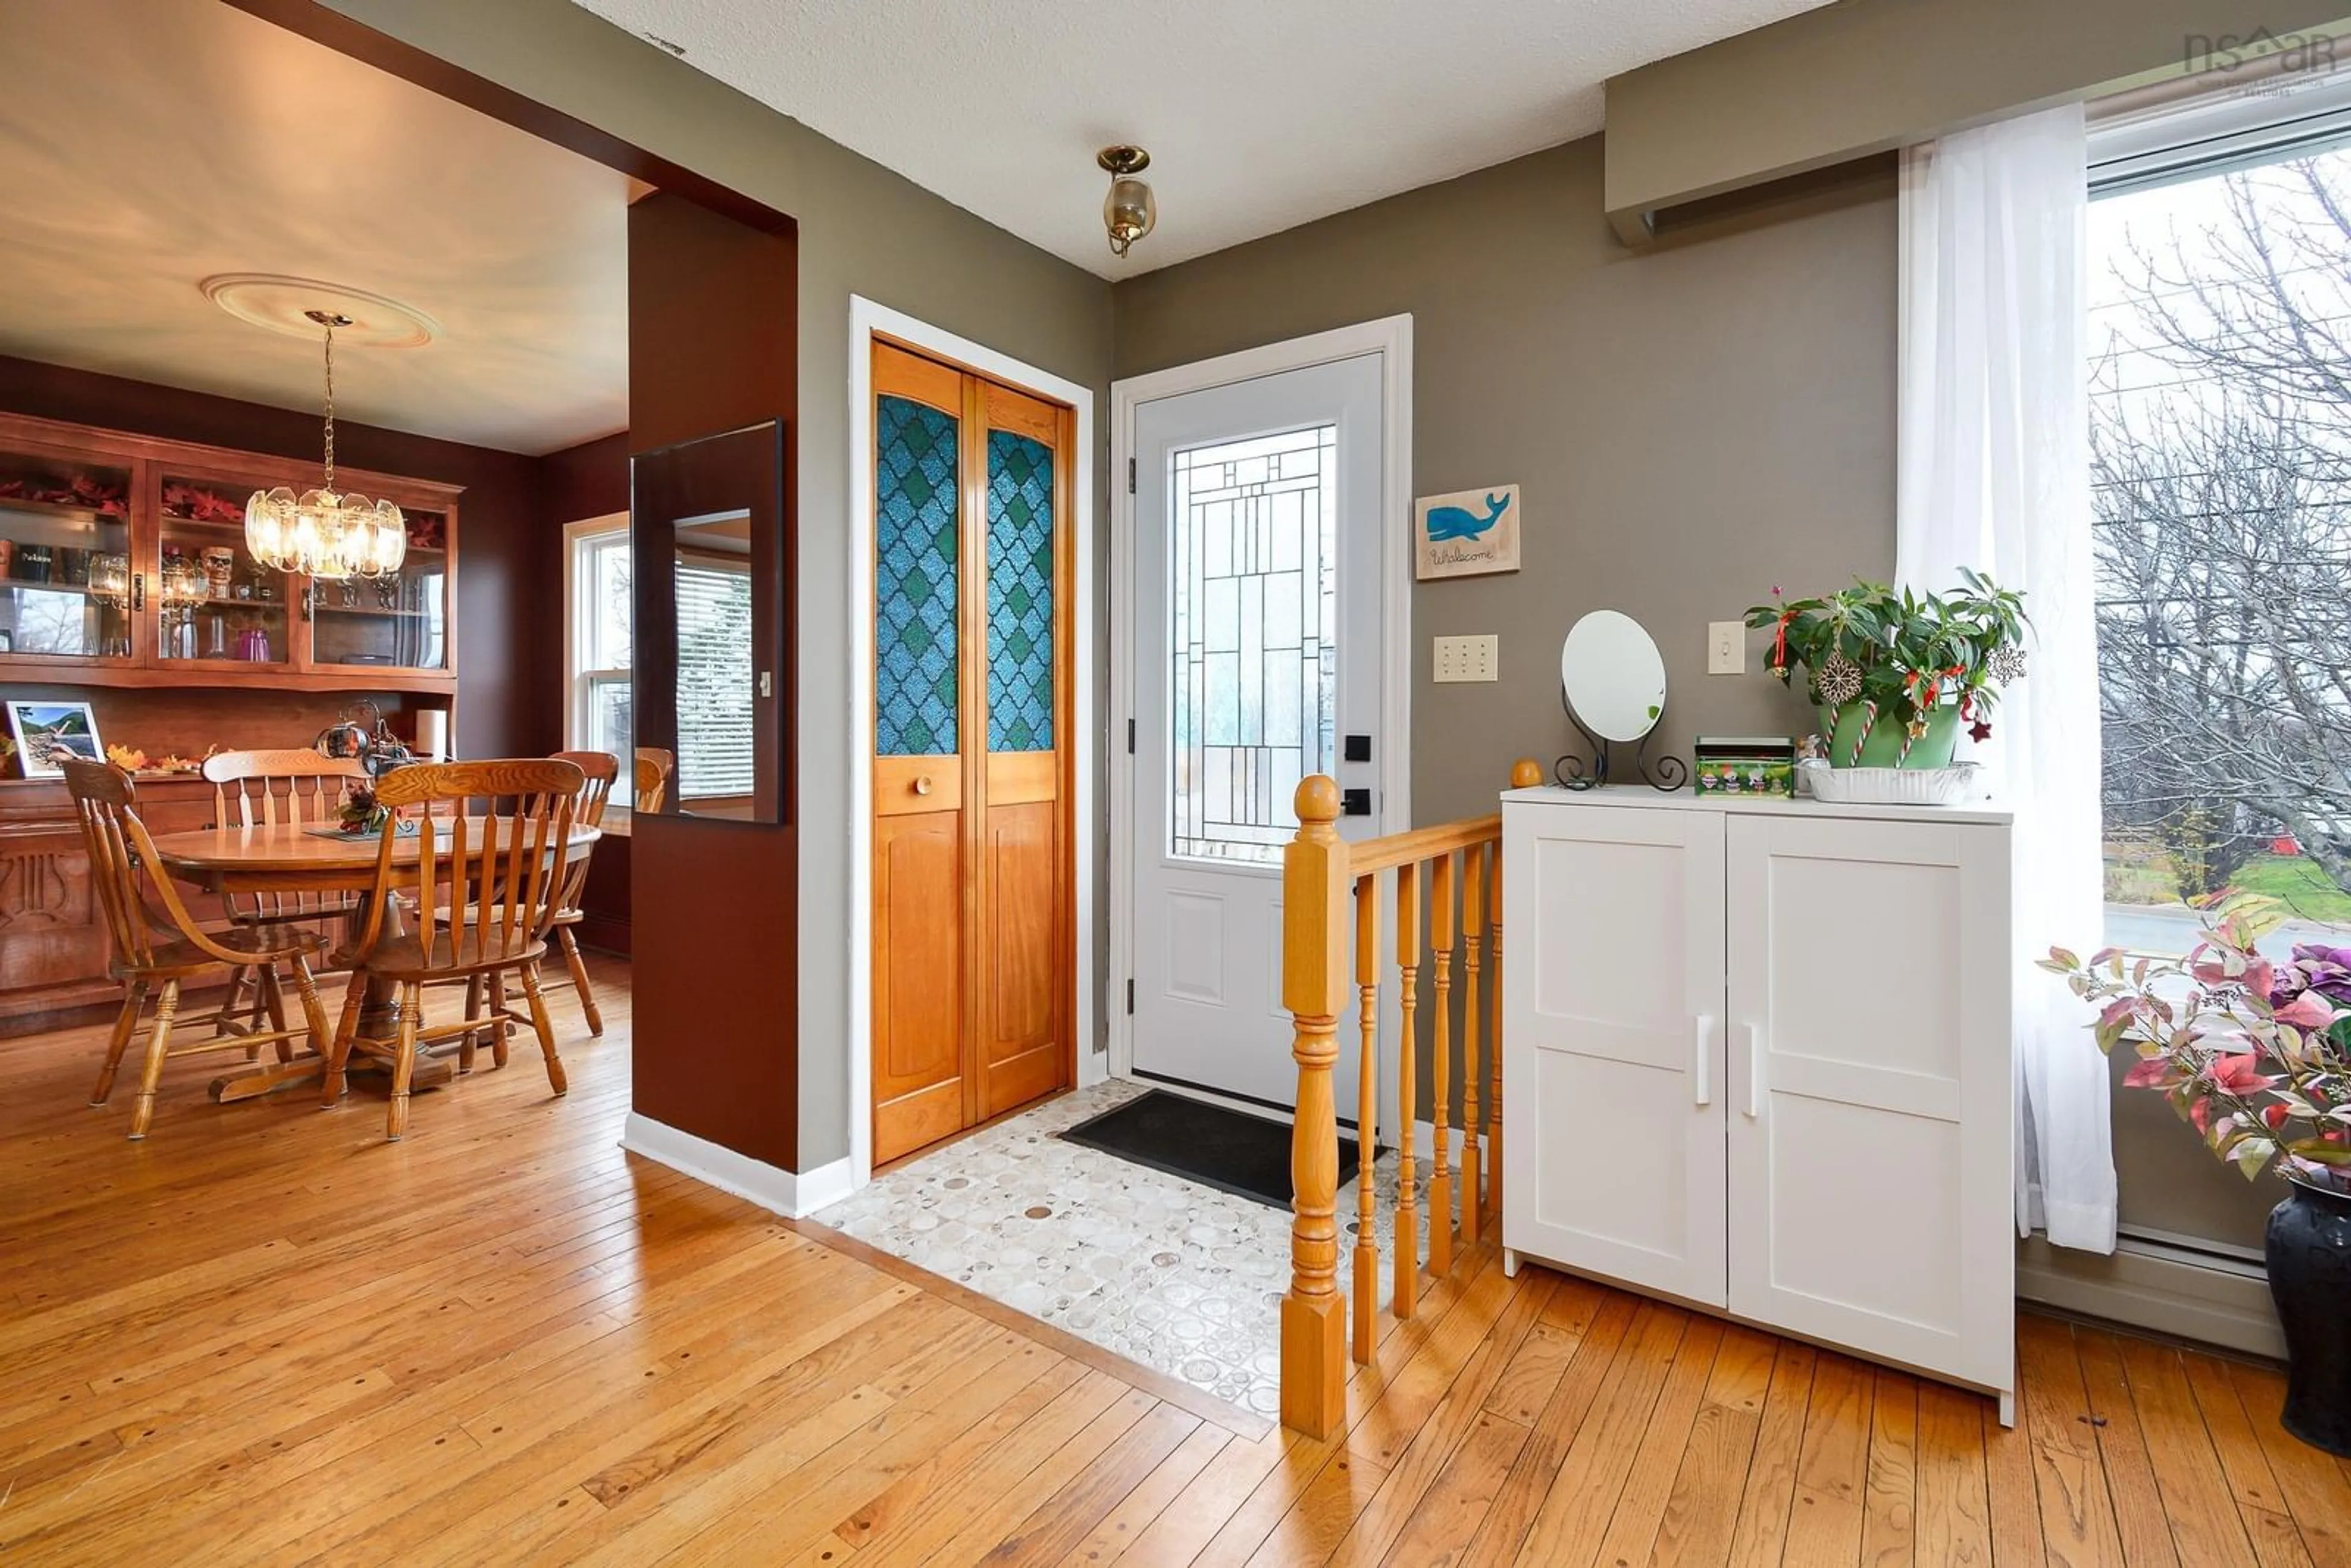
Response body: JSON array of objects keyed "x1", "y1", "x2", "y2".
[
  {"x1": 1097, "y1": 146, "x2": 1157, "y2": 258},
  {"x1": 199, "y1": 274, "x2": 440, "y2": 349}
]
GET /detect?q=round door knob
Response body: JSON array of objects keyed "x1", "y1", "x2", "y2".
[{"x1": 912, "y1": 776, "x2": 933, "y2": 796}]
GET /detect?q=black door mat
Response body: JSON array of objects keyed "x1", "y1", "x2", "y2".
[{"x1": 1058, "y1": 1089, "x2": 1362, "y2": 1210}]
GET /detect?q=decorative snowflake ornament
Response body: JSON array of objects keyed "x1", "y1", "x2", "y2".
[
  {"x1": 1814, "y1": 651, "x2": 1863, "y2": 707},
  {"x1": 1987, "y1": 644, "x2": 2027, "y2": 683}
]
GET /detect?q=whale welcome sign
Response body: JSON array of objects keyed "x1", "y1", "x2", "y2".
[{"x1": 1414, "y1": 483, "x2": 1521, "y2": 580}]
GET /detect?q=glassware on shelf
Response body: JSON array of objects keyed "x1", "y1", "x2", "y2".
[
  {"x1": 0, "y1": 456, "x2": 133, "y2": 659},
  {"x1": 88, "y1": 553, "x2": 132, "y2": 657},
  {"x1": 157, "y1": 553, "x2": 207, "y2": 661}
]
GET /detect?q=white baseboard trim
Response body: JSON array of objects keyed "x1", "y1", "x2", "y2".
[
  {"x1": 2017, "y1": 1232, "x2": 2282, "y2": 1359},
  {"x1": 621, "y1": 1113, "x2": 855, "y2": 1218}
]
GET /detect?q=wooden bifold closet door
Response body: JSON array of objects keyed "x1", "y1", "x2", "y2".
[{"x1": 871, "y1": 342, "x2": 1074, "y2": 1166}]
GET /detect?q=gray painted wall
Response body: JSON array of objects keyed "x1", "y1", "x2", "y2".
[
  {"x1": 1116, "y1": 132, "x2": 2282, "y2": 1256},
  {"x1": 324, "y1": 0, "x2": 2283, "y2": 1258},
  {"x1": 323, "y1": 0, "x2": 1114, "y2": 1171}
]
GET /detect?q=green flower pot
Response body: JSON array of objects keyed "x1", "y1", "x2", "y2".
[{"x1": 1819, "y1": 702, "x2": 1961, "y2": 769}]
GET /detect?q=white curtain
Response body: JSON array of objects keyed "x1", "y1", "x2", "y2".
[{"x1": 1897, "y1": 104, "x2": 2116, "y2": 1253}]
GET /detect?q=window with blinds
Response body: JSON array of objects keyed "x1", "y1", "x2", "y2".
[{"x1": 675, "y1": 554, "x2": 755, "y2": 800}]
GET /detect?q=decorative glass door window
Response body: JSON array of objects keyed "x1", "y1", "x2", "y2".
[
  {"x1": 876, "y1": 394, "x2": 961, "y2": 757},
  {"x1": 1166, "y1": 424, "x2": 1338, "y2": 864},
  {"x1": 986, "y1": 428, "x2": 1055, "y2": 752}
]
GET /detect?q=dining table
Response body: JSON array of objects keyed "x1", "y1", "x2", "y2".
[{"x1": 148, "y1": 815, "x2": 601, "y2": 1106}]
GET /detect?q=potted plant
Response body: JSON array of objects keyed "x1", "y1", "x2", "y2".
[
  {"x1": 1745, "y1": 571, "x2": 2029, "y2": 769},
  {"x1": 2044, "y1": 899, "x2": 2351, "y2": 1455}
]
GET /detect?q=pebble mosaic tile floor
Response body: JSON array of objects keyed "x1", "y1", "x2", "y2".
[{"x1": 814, "y1": 1078, "x2": 1457, "y2": 1418}]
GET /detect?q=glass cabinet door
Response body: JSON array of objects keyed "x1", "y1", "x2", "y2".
[
  {"x1": 307, "y1": 508, "x2": 449, "y2": 672},
  {"x1": 157, "y1": 475, "x2": 294, "y2": 667},
  {"x1": 0, "y1": 452, "x2": 133, "y2": 662}
]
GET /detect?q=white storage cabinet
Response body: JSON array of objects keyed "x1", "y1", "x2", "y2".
[{"x1": 1499, "y1": 786, "x2": 2015, "y2": 1419}]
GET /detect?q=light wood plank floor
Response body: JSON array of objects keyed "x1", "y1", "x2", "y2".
[{"x1": 4, "y1": 958, "x2": 2347, "y2": 1566}]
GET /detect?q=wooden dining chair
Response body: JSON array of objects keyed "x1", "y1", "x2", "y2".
[
  {"x1": 461, "y1": 751, "x2": 618, "y2": 1043},
  {"x1": 634, "y1": 748, "x2": 675, "y2": 814},
  {"x1": 62, "y1": 759, "x2": 334, "y2": 1139},
  {"x1": 322, "y1": 757, "x2": 585, "y2": 1140},
  {"x1": 202, "y1": 748, "x2": 368, "y2": 1039}
]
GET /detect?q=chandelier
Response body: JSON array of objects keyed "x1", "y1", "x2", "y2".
[{"x1": 244, "y1": 310, "x2": 406, "y2": 581}]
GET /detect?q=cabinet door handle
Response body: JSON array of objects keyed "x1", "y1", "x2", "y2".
[
  {"x1": 1692, "y1": 1015, "x2": 1714, "y2": 1106},
  {"x1": 1746, "y1": 1022, "x2": 1765, "y2": 1119}
]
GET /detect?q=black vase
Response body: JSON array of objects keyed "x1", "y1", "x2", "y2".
[{"x1": 2267, "y1": 1176, "x2": 2351, "y2": 1455}]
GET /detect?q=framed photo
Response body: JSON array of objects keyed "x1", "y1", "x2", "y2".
[
  {"x1": 1415, "y1": 484, "x2": 1521, "y2": 580},
  {"x1": 7, "y1": 699, "x2": 103, "y2": 778}
]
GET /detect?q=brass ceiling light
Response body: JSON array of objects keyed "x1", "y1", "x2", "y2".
[{"x1": 1098, "y1": 146, "x2": 1156, "y2": 258}]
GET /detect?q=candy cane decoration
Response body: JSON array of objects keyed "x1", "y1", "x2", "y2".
[{"x1": 1845, "y1": 700, "x2": 1879, "y2": 767}]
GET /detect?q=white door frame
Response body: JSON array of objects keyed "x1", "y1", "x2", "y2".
[
  {"x1": 1109, "y1": 315, "x2": 1414, "y2": 1079},
  {"x1": 847, "y1": 295, "x2": 1101, "y2": 1193}
]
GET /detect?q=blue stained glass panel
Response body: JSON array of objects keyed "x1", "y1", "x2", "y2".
[
  {"x1": 876, "y1": 395, "x2": 959, "y2": 756},
  {"x1": 986, "y1": 428, "x2": 1055, "y2": 752}
]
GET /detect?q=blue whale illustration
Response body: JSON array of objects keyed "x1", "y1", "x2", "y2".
[{"x1": 1425, "y1": 492, "x2": 1510, "y2": 542}]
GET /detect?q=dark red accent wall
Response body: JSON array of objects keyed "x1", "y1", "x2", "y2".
[
  {"x1": 625, "y1": 192, "x2": 800, "y2": 1171},
  {"x1": 0, "y1": 354, "x2": 555, "y2": 759}
]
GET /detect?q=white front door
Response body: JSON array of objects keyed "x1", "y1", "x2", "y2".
[{"x1": 1129, "y1": 351, "x2": 1390, "y2": 1109}]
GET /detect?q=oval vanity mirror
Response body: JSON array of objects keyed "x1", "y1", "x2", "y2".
[{"x1": 1559, "y1": 610, "x2": 1667, "y2": 743}]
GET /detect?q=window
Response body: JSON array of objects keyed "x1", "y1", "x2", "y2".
[
  {"x1": 2090, "y1": 81, "x2": 2351, "y2": 956},
  {"x1": 565, "y1": 514, "x2": 632, "y2": 805},
  {"x1": 672, "y1": 550, "x2": 755, "y2": 801},
  {"x1": 1164, "y1": 425, "x2": 1339, "y2": 865}
]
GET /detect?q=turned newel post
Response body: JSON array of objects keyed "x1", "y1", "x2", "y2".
[{"x1": 1281, "y1": 775, "x2": 1349, "y2": 1438}]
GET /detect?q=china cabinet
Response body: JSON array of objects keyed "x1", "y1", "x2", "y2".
[
  {"x1": 1499, "y1": 784, "x2": 2017, "y2": 1419},
  {"x1": 0, "y1": 409, "x2": 462, "y2": 1032},
  {"x1": 0, "y1": 411, "x2": 458, "y2": 691}
]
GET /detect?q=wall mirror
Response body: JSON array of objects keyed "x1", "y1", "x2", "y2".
[
  {"x1": 1559, "y1": 609, "x2": 1666, "y2": 742},
  {"x1": 631, "y1": 421, "x2": 788, "y2": 823}
]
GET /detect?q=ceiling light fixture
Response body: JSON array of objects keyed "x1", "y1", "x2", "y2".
[
  {"x1": 1098, "y1": 146, "x2": 1156, "y2": 258},
  {"x1": 244, "y1": 310, "x2": 407, "y2": 582}
]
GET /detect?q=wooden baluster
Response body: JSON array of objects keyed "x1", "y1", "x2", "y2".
[
  {"x1": 1428, "y1": 850, "x2": 1456, "y2": 1279},
  {"x1": 1281, "y1": 777, "x2": 1349, "y2": 1438},
  {"x1": 1392, "y1": 861, "x2": 1421, "y2": 1319},
  {"x1": 1352, "y1": 871, "x2": 1378, "y2": 1364},
  {"x1": 1460, "y1": 842, "x2": 1485, "y2": 1246}
]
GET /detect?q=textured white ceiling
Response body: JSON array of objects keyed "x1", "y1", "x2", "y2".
[
  {"x1": 0, "y1": 0, "x2": 631, "y2": 455},
  {"x1": 569, "y1": 0, "x2": 1834, "y2": 277}
]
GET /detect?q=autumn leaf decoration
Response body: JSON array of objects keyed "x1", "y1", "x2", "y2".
[{"x1": 2045, "y1": 893, "x2": 2351, "y2": 1185}]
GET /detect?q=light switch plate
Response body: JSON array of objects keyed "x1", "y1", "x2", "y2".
[
  {"x1": 1708, "y1": 621, "x2": 1746, "y2": 675},
  {"x1": 1433, "y1": 634, "x2": 1498, "y2": 683}
]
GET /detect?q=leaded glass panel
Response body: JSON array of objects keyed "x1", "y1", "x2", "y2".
[
  {"x1": 986, "y1": 428, "x2": 1054, "y2": 752},
  {"x1": 1167, "y1": 425, "x2": 1338, "y2": 864},
  {"x1": 876, "y1": 394, "x2": 959, "y2": 756}
]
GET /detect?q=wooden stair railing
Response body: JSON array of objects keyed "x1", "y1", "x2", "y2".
[{"x1": 1280, "y1": 759, "x2": 1545, "y2": 1438}]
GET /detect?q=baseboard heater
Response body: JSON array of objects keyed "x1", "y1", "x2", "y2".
[{"x1": 2017, "y1": 1227, "x2": 2281, "y2": 1360}]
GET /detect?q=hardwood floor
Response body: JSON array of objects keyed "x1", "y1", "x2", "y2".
[{"x1": 3, "y1": 958, "x2": 2347, "y2": 1565}]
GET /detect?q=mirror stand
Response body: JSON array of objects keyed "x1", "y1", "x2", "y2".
[{"x1": 1551, "y1": 691, "x2": 1688, "y2": 792}]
